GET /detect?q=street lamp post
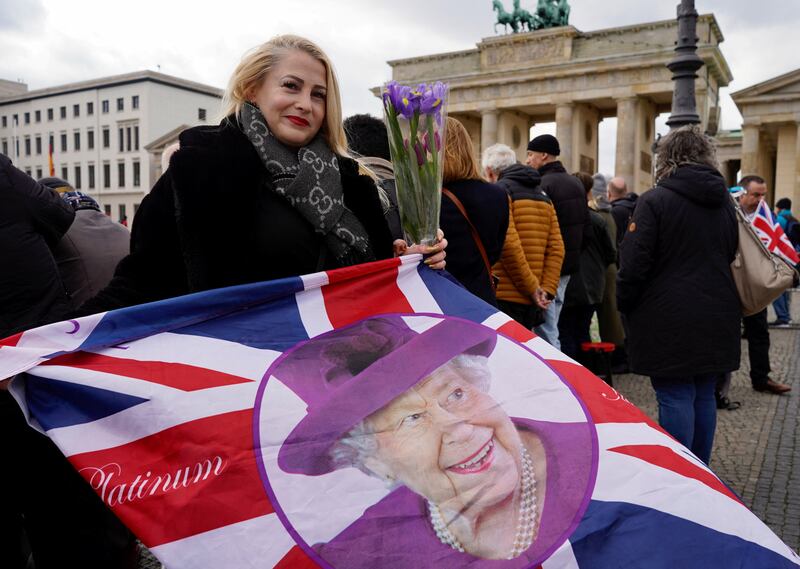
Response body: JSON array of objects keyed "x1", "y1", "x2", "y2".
[{"x1": 666, "y1": 0, "x2": 704, "y2": 128}]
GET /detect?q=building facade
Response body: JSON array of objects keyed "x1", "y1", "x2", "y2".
[
  {"x1": 0, "y1": 71, "x2": 221, "y2": 224},
  {"x1": 380, "y1": 15, "x2": 731, "y2": 194}
]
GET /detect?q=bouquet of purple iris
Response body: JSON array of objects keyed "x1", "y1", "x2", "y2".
[{"x1": 382, "y1": 80, "x2": 449, "y2": 246}]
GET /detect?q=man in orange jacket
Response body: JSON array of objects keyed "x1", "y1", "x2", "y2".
[{"x1": 483, "y1": 143, "x2": 565, "y2": 329}]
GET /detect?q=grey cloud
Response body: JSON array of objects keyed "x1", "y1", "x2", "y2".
[{"x1": 0, "y1": 0, "x2": 45, "y2": 32}]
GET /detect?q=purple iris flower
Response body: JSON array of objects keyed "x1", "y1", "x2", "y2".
[
  {"x1": 419, "y1": 82, "x2": 447, "y2": 116},
  {"x1": 383, "y1": 81, "x2": 402, "y2": 110}
]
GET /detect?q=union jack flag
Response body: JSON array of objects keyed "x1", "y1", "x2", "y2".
[
  {"x1": 751, "y1": 199, "x2": 800, "y2": 265},
  {"x1": 1, "y1": 256, "x2": 797, "y2": 568}
]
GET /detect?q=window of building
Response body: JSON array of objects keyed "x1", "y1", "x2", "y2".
[
  {"x1": 103, "y1": 162, "x2": 111, "y2": 188},
  {"x1": 24, "y1": 136, "x2": 31, "y2": 156},
  {"x1": 133, "y1": 202, "x2": 140, "y2": 214},
  {"x1": 35, "y1": 110, "x2": 41, "y2": 123},
  {"x1": 60, "y1": 106, "x2": 66, "y2": 119},
  {"x1": 36, "y1": 166, "x2": 42, "y2": 179},
  {"x1": 88, "y1": 164, "x2": 95, "y2": 189},
  {"x1": 87, "y1": 101, "x2": 94, "y2": 116},
  {"x1": 2, "y1": 139, "x2": 7, "y2": 155},
  {"x1": 61, "y1": 165, "x2": 68, "y2": 180},
  {"x1": 60, "y1": 132, "x2": 67, "y2": 152},
  {"x1": 126, "y1": 126, "x2": 131, "y2": 152},
  {"x1": 73, "y1": 104, "x2": 80, "y2": 117},
  {"x1": 24, "y1": 112, "x2": 30, "y2": 124},
  {"x1": 102, "y1": 100, "x2": 109, "y2": 113},
  {"x1": 12, "y1": 113, "x2": 18, "y2": 125},
  {"x1": 1, "y1": 116, "x2": 5, "y2": 128},
  {"x1": 118, "y1": 128, "x2": 124, "y2": 152},
  {"x1": 116, "y1": 98, "x2": 124, "y2": 112},
  {"x1": 73, "y1": 131, "x2": 80, "y2": 151},
  {"x1": 132, "y1": 95, "x2": 139, "y2": 109},
  {"x1": 25, "y1": 167, "x2": 31, "y2": 176},
  {"x1": 48, "y1": 134, "x2": 53, "y2": 152},
  {"x1": 87, "y1": 129, "x2": 94, "y2": 150},
  {"x1": 133, "y1": 160, "x2": 140, "y2": 187},
  {"x1": 102, "y1": 127, "x2": 110, "y2": 148},
  {"x1": 104, "y1": 204, "x2": 111, "y2": 216},
  {"x1": 74, "y1": 165, "x2": 82, "y2": 189},
  {"x1": 119, "y1": 203, "x2": 127, "y2": 223},
  {"x1": 35, "y1": 135, "x2": 41, "y2": 155},
  {"x1": 14, "y1": 139, "x2": 19, "y2": 156},
  {"x1": 198, "y1": 108, "x2": 207, "y2": 121},
  {"x1": 118, "y1": 161, "x2": 125, "y2": 187},
  {"x1": 47, "y1": 108, "x2": 53, "y2": 121},
  {"x1": 134, "y1": 125, "x2": 139, "y2": 151}
]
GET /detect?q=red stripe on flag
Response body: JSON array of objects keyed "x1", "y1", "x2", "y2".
[
  {"x1": 322, "y1": 260, "x2": 414, "y2": 328},
  {"x1": 68, "y1": 409, "x2": 273, "y2": 547},
  {"x1": 548, "y1": 360, "x2": 666, "y2": 430},
  {"x1": 496, "y1": 319, "x2": 536, "y2": 343},
  {"x1": 40, "y1": 352, "x2": 251, "y2": 391},
  {"x1": 609, "y1": 444, "x2": 743, "y2": 504},
  {"x1": 0, "y1": 331, "x2": 24, "y2": 348},
  {"x1": 274, "y1": 546, "x2": 321, "y2": 568},
  {"x1": 324, "y1": 257, "x2": 402, "y2": 285}
]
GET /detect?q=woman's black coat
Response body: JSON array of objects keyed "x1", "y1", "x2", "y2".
[
  {"x1": 78, "y1": 119, "x2": 393, "y2": 315},
  {"x1": 439, "y1": 178, "x2": 509, "y2": 306},
  {"x1": 616, "y1": 165, "x2": 740, "y2": 377}
]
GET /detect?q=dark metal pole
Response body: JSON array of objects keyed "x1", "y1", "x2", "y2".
[{"x1": 666, "y1": 0, "x2": 704, "y2": 128}]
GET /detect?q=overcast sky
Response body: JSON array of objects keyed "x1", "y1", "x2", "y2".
[{"x1": 2, "y1": 0, "x2": 798, "y2": 173}]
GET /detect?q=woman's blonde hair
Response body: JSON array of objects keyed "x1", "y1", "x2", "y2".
[
  {"x1": 220, "y1": 34, "x2": 349, "y2": 155},
  {"x1": 443, "y1": 117, "x2": 483, "y2": 184}
]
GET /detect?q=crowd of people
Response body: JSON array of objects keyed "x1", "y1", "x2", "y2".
[{"x1": 1, "y1": 33, "x2": 796, "y2": 568}]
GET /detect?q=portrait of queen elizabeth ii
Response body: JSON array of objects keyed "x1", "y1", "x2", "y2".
[{"x1": 257, "y1": 315, "x2": 596, "y2": 569}]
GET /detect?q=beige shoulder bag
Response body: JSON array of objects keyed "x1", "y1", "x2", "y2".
[{"x1": 730, "y1": 196, "x2": 796, "y2": 316}]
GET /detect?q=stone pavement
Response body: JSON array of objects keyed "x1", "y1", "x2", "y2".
[{"x1": 613, "y1": 322, "x2": 800, "y2": 553}]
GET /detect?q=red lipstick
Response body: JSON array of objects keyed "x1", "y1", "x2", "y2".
[{"x1": 286, "y1": 116, "x2": 310, "y2": 127}]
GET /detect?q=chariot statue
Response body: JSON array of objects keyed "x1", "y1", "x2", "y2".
[{"x1": 492, "y1": 0, "x2": 570, "y2": 34}]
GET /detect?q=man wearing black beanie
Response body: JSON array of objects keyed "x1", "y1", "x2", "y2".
[{"x1": 525, "y1": 134, "x2": 590, "y2": 349}]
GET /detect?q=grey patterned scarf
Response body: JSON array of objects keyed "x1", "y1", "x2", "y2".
[{"x1": 239, "y1": 102, "x2": 375, "y2": 266}]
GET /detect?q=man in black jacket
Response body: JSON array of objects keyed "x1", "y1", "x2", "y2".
[
  {"x1": 525, "y1": 134, "x2": 590, "y2": 349},
  {"x1": 0, "y1": 155, "x2": 137, "y2": 569}
]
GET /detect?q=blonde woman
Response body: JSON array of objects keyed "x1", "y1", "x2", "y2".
[{"x1": 77, "y1": 35, "x2": 445, "y2": 314}]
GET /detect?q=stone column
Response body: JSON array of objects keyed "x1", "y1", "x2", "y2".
[
  {"x1": 555, "y1": 103, "x2": 575, "y2": 170},
  {"x1": 480, "y1": 110, "x2": 499, "y2": 156},
  {"x1": 571, "y1": 103, "x2": 600, "y2": 174},
  {"x1": 775, "y1": 124, "x2": 798, "y2": 201},
  {"x1": 740, "y1": 123, "x2": 761, "y2": 177},
  {"x1": 615, "y1": 97, "x2": 638, "y2": 185},
  {"x1": 795, "y1": 122, "x2": 800, "y2": 207}
]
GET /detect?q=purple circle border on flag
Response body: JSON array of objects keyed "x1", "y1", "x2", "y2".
[{"x1": 252, "y1": 313, "x2": 600, "y2": 569}]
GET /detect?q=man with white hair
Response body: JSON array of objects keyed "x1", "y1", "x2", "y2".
[{"x1": 483, "y1": 143, "x2": 564, "y2": 329}]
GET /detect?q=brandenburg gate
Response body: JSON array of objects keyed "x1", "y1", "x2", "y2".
[{"x1": 383, "y1": 14, "x2": 731, "y2": 194}]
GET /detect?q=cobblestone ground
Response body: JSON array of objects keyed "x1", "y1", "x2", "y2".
[{"x1": 614, "y1": 323, "x2": 800, "y2": 552}]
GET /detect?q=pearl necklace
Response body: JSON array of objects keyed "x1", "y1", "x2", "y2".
[{"x1": 428, "y1": 447, "x2": 538, "y2": 559}]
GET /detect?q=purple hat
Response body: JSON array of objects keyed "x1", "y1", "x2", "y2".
[{"x1": 274, "y1": 316, "x2": 497, "y2": 476}]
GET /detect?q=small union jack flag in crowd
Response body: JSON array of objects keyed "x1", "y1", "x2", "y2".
[
  {"x1": 751, "y1": 199, "x2": 800, "y2": 265},
  {"x1": 1, "y1": 256, "x2": 798, "y2": 568}
]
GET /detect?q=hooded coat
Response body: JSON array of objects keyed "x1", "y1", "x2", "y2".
[
  {"x1": 537, "y1": 161, "x2": 589, "y2": 276},
  {"x1": 616, "y1": 165, "x2": 740, "y2": 377}
]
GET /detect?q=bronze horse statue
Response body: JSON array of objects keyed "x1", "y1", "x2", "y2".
[
  {"x1": 493, "y1": 0, "x2": 569, "y2": 33},
  {"x1": 493, "y1": 0, "x2": 520, "y2": 33}
]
